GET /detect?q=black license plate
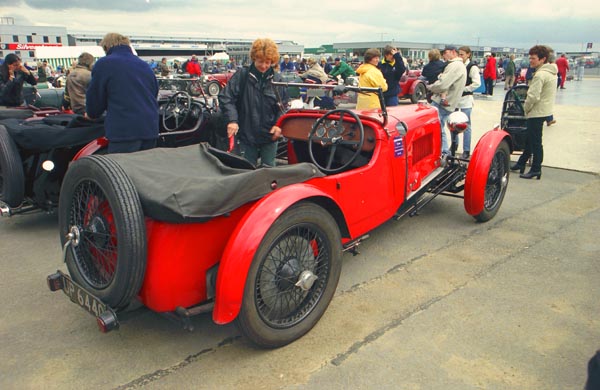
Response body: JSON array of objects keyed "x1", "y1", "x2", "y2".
[{"x1": 56, "y1": 271, "x2": 112, "y2": 318}]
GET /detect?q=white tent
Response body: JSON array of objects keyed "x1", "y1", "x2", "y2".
[
  {"x1": 34, "y1": 46, "x2": 105, "y2": 70},
  {"x1": 208, "y1": 52, "x2": 229, "y2": 61}
]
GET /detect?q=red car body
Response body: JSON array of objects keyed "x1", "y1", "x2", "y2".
[{"x1": 48, "y1": 89, "x2": 512, "y2": 347}]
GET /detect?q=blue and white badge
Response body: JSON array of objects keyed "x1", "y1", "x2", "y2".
[{"x1": 393, "y1": 136, "x2": 404, "y2": 157}]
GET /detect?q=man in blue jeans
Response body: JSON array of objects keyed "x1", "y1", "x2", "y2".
[
  {"x1": 427, "y1": 45, "x2": 466, "y2": 154},
  {"x1": 455, "y1": 46, "x2": 481, "y2": 158}
]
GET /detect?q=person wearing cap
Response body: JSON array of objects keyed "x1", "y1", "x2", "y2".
[
  {"x1": 0, "y1": 53, "x2": 37, "y2": 106},
  {"x1": 280, "y1": 54, "x2": 296, "y2": 72},
  {"x1": 427, "y1": 45, "x2": 466, "y2": 154},
  {"x1": 377, "y1": 45, "x2": 406, "y2": 106},
  {"x1": 483, "y1": 52, "x2": 497, "y2": 95},
  {"x1": 355, "y1": 48, "x2": 387, "y2": 110},
  {"x1": 329, "y1": 57, "x2": 356, "y2": 82}
]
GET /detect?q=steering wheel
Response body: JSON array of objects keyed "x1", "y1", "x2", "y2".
[
  {"x1": 308, "y1": 109, "x2": 364, "y2": 174},
  {"x1": 162, "y1": 91, "x2": 192, "y2": 131}
]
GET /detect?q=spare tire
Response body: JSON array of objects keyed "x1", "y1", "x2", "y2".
[
  {"x1": 58, "y1": 155, "x2": 147, "y2": 310},
  {"x1": 0, "y1": 124, "x2": 25, "y2": 207}
]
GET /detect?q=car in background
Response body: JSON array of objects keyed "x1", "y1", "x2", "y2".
[
  {"x1": 398, "y1": 69, "x2": 427, "y2": 103},
  {"x1": 201, "y1": 71, "x2": 236, "y2": 96},
  {"x1": 514, "y1": 57, "x2": 531, "y2": 84}
]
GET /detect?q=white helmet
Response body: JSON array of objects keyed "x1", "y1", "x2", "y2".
[{"x1": 446, "y1": 111, "x2": 469, "y2": 133}]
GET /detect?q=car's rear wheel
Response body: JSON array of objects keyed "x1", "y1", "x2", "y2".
[
  {"x1": 59, "y1": 155, "x2": 146, "y2": 309},
  {"x1": 411, "y1": 82, "x2": 426, "y2": 103},
  {"x1": 207, "y1": 82, "x2": 221, "y2": 97},
  {"x1": 472, "y1": 140, "x2": 510, "y2": 222},
  {"x1": 0, "y1": 125, "x2": 24, "y2": 207},
  {"x1": 235, "y1": 203, "x2": 342, "y2": 348}
]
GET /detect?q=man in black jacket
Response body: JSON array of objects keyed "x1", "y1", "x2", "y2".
[{"x1": 377, "y1": 45, "x2": 406, "y2": 106}]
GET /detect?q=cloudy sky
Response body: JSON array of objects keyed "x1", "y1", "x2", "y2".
[{"x1": 2, "y1": 0, "x2": 598, "y2": 52}]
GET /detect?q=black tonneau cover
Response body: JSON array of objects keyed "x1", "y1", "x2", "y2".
[
  {"x1": 1, "y1": 114, "x2": 105, "y2": 150},
  {"x1": 107, "y1": 143, "x2": 324, "y2": 223}
]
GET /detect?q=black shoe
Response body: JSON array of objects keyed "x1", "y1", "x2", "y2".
[
  {"x1": 510, "y1": 163, "x2": 525, "y2": 174},
  {"x1": 461, "y1": 151, "x2": 470, "y2": 159},
  {"x1": 520, "y1": 170, "x2": 541, "y2": 180}
]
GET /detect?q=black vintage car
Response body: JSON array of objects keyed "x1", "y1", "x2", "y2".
[{"x1": 0, "y1": 91, "x2": 223, "y2": 216}]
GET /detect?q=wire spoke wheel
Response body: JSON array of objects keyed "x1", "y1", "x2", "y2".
[
  {"x1": 236, "y1": 203, "x2": 342, "y2": 348},
  {"x1": 59, "y1": 156, "x2": 146, "y2": 309},
  {"x1": 70, "y1": 180, "x2": 118, "y2": 289},
  {"x1": 255, "y1": 225, "x2": 330, "y2": 328}
]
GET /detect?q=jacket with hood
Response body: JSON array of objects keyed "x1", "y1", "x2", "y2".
[
  {"x1": 524, "y1": 63, "x2": 557, "y2": 118},
  {"x1": 355, "y1": 63, "x2": 387, "y2": 110}
]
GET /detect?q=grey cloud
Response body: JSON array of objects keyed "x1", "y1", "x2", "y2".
[{"x1": 23, "y1": 0, "x2": 193, "y2": 12}]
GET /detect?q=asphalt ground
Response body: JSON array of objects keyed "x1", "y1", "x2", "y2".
[{"x1": 0, "y1": 78, "x2": 598, "y2": 390}]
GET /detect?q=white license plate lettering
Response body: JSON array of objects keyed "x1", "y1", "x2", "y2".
[{"x1": 60, "y1": 274, "x2": 108, "y2": 318}]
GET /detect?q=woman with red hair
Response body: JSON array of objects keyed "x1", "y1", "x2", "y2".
[{"x1": 219, "y1": 38, "x2": 285, "y2": 167}]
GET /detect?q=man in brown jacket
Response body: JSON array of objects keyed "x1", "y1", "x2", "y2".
[{"x1": 63, "y1": 52, "x2": 94, "y2": 114}]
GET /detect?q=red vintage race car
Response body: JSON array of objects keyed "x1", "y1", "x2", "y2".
[
  {"x1": 398, "y1": 69, "x2": 427, "y2": 103},
  {"x1": 201, "y1": 71, "x2": 236, "y2": 96},
  {"x1": 47, "y1": 84, "x2": 512, "y2": 348}
]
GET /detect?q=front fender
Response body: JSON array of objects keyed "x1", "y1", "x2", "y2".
[
  {"x1": 213, "y1": 183, "x2": 340, "y2": 325},
  {"x1": 72, "y1": 137, "x2": 108, "y2": 161},
  {"x1": 464, "y1": 129, "x2": 512, "y2": 215}
]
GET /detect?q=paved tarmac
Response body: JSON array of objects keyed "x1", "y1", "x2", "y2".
[{"x1": 0, "y1": 78, "x2": 598, "y2": 390}]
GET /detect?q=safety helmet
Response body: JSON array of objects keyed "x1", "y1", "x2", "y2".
[{"x1": 446, "y1": 111, "x2": 469, "y2": 133}]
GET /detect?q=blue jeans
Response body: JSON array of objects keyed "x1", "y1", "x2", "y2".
[
  {"x1": 385, "y1": 95, "x2": 399, "y2": 107},
  {"x1": 458, "y1": 107, "x2": 472, "y2": 152},
  {"x1": 238, "y1": 140, "x2": 278, "y2": 167},
  {"x1": 431, "y1": 101, "x2": 451, "y2": 154}
]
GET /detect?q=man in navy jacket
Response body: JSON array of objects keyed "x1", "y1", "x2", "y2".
[{"x1": 86, "y1": 32, "x2": 159, "y2": 153}]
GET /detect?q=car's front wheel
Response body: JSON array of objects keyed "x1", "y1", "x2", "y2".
[
  {"x1": 59, "y1": 155, "x2": 147, "y2": 309},
  {"x1": 235, "y1": 202, "x2": 342, "y2": 348}
]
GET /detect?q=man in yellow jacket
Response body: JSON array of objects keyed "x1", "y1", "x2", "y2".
[{"x1": 356, "y1": 48, "x2": 387, "y2": 110}]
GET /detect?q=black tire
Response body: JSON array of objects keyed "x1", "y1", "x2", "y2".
[
  {"x1": 411, "y1": 82, "x2": 426, "y2": 103},
  {"x1": 235, "y1": 202, "x2": 342, "y2": 348},
  {"x1": 207, "y1": 82, "x2": 221, "y2": 97},
  {"x1": 474, "y1": 140, "x2": 510, "y2": 222},
  {"x1": 58, "y1": 155, "x2": 147, "y2": 309},
  {"x1": 0, "y1": 125, "x2": 24, "y2": 207}
]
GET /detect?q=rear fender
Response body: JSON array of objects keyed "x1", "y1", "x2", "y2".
[
  {"x1": 73, "y1": 137, "x2": 108, "y2": 161},
  {"x1": 213, "y1": 184, "x2": 344, "y2": 325},
  {"x1": 464, "y1": 129, "x2": 512, "y2": 215}
]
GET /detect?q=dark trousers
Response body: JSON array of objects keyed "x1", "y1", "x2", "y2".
[
  {"x1": 484, "y1": 78, "x2": 495, "y2": 95},
  {"x1": 517, "y1": 117, "x2": 544, "y2": 172},
  {"x1": 108, "y1": 139, "x2": 157, "y2": 154}
]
